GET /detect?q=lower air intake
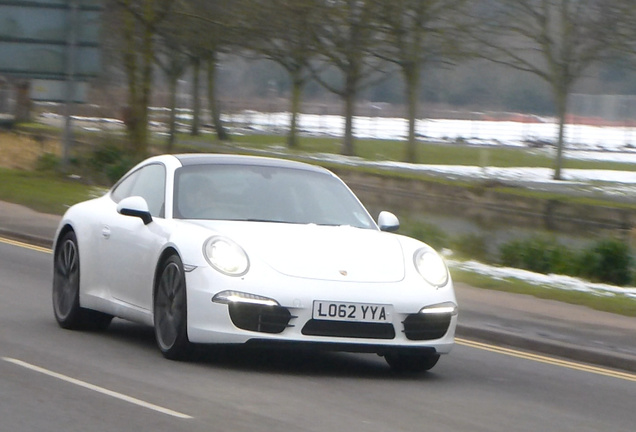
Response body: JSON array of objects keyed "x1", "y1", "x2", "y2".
[
  {"x1": 228, "y1": 303, "x2": 292, "y2": 334},
  {"x1": 402, "y1": 313, "x2": 451, "y2": 341},
  {"x1": 302, "y1": 320, "x2": 396, "y2": 339}
]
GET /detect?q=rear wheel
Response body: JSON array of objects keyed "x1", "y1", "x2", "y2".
[
  {"x1": 53, "y1": 231, "x2": 112, "y2": 330},
  {"x1": 384, "y1": 351, "x2": 440, "y2": 373},
  {"x1": 154, "y1": 255, "x2": 192, "y2": 360}
]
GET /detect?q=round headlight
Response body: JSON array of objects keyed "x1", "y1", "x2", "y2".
[
  {"x1": 414, "y1": 248, "x2": 449, "y2": 287},
  {"x1": 203, "y1": 236, "x2": 250, "y2": 276}
]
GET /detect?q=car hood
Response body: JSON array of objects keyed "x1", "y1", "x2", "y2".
[{"x1": 191, "y1": 221, "x2": 406, "y2": 283}]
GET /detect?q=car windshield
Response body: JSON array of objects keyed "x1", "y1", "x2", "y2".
[{"x1": 173, "y1": 164, "x2": 376, "y2": 229}]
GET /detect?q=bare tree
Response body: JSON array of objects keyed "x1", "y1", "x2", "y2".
[
  {"x1": 611, "y1": 2, "x2": 636, "y2": 70},
  {"x1": 205, "y1": 51, "x2": 230, "y2": 141},
  {"x1": 241, "y1": 0, "x2": 320, "y2": 148},
  {"x1": 477, "y1": 0, "x2": 627, "y2": 180},
  {"x1": 374, "y1": 0, "x2": 469, "y2": 163},
  {"x1": 114, "y1": 0, "x2": 176, "y2": 157},
  {"x1": 190, "y1": 56, "x2": 201, "y2": 136},
  {"x1": 174, "y1": 0, "x2": 240, "y2": 141},
  {"x1": 312, "y1": 0, "x2": 387, "y2": 156},
  {"x1": 154, "y1": 27, "x2": 190, "y2": 152}
]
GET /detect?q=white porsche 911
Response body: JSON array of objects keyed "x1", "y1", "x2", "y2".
[{"x1": 53, "y1": 154, "x2": 457, "y2": 372}]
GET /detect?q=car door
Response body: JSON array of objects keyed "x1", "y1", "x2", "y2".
[{"x1": 101, "y1": 163, "x2": 168, "y2": 313}]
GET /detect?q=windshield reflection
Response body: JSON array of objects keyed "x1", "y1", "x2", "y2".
[{"x1": 173, "y1": 164, "x2": 376, "y2": 229}]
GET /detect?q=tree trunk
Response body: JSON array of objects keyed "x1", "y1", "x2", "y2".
[
  {"x1": 287, "y1": 75, "x2": 303, "y2": 149},
  {"x1": 343, "y1": 92, "x2": 355, "y2": 156},
  {"x1": 122, "y1": 6, "x2": 138, "y2": 149},
  {"x1": 206, "y1": 53, "x2": 229, "y2": 141},
  {"x1": 137, "y1": 16, "x2": 154, "y2": 157},
  {"x1": 121, "y1": 3, "x2": 152, "y2": 158},
  {"x1": 342, "y1": 73, "x2": 356, "y2": 156},
  {"x1": 191, "y1": 57, "x2": 201, "y2": 136},
  {"x1": 404, "y1": 64, "x2": 420, "y2": 163},
  {"x1": 14, "y1": 80, "x2": 31, "y2": 123},
  {"x1": 553, "y1": 89, "x2": 568, "y2": 181},
  {"x1": 167, "y1": 72, "x2": 178, "y2": 152}
]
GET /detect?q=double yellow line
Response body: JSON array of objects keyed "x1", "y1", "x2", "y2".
[
  {"x1": 0, "y1": 236, "x2": 52, "y2": 254},
  {"x1": 2, "y1": 235, "x2": 634, "y2": 382},
  {"x1": 457, "y1": 338, "x2": 636, "y2": 382}
]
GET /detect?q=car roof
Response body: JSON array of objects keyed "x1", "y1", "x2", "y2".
[
  {"x1": 114, "y1": 154, "x2": 337, "y2": 192},
  {"x1": 173, "y1": 154, "x2": 329, "y2": 174}
]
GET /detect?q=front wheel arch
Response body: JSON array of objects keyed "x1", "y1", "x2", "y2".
[
  {"x1": 54, "y1": 224, "x2": 75, "y2": 254},
  {"x1": 153, "y1": 247, "x2": 180, "y2": 302},
  {"x1": 153, "y1": 250, "x2": 193, "y2": 360}
]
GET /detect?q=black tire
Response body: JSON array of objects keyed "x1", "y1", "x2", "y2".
[
  {"x1": 384, "y1": 351, "x2": 440, "y2": 373},
  {"x1": 53, "y1": 231, "x2": 112, "y2": 331},
  {"x1": 154, "y1": 254, "x2": 192, "y2": 360}
]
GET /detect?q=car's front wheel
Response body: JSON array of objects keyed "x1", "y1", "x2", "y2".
[
  {"x1": 53, "y1": 231, "x2": 112, "y2": 330},
  {"x1": 154, "y1": 254, "x2": 193, "y2": 360},
  {"x1": 384, "y1": 351, "x2": 440, "y2": 373}
]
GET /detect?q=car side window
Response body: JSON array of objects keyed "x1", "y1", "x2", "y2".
[
  {"x1": 111, "y1": 164, "x2": 166, "y2": 218},
  {"x1": 111, "y1": 170, "x2": 139, "y2": 203}
]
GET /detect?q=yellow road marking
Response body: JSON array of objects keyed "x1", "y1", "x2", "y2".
[
  {"x1": 0, "y1": 236, "x2": 51, "y2": 254},
  {"x1": 2, "y1": 236, "x2": 634, "y2": 383},
  {"x1": 3, "y1": 357, "x2": 193, "y2": 419},
  {"x1": 456, "y1": 337, "x2": 636, "y2": 382}
]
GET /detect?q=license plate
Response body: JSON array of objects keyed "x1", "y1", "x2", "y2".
[{"x1": 312, "y1": 301, "x2": 392, "y2": 323}]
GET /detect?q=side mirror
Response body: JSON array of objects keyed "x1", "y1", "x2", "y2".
[
  {"x1": 117, "y1": 196, "x2": 153, "y2": 225},
  {"x1": 378, "y1": 211, "x2": 399, "y2": 232}
]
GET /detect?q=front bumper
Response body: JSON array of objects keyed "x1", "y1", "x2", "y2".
[{"x1": 185, "y1": 265, "x2": 457, "y2": 355}]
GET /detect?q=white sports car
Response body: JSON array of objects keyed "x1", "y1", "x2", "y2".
[{"x1": 53, "y1": 154, "x2": 457, "y2": 372}]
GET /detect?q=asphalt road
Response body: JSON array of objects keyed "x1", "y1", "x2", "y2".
[{"x1": 1, "y1": 241, "x2": 634, "y2": 432}]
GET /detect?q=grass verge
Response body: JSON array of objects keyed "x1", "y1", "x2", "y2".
[
  {"x1": 451, "y1": 267, "x2": 636, "y2": 317},
  {"x1": 0, "y1": 168, "x2": 102, "y2": 215},
  {"x1": 193, "y1": 132, "x2": 636, "y2": 171},
  {"x1": 178, "y1": 136, "x2": 636, "y2": 211}
]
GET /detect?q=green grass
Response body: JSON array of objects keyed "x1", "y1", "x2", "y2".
[
  {"x1": 5, "y1": 127, "x2": 636, "y2": 314},
  {"x1": 487, "y1": 185, "x2": 636, "y2": 210},
  {"x1": 451, "y1": 267, "x2": 636, "y2": 317},
  {"x1": 179, "y1": 132, "x2": 636, "y2": 172},
  {"x1": 15, "y1": 122, "x2": 61, "y2": 134},
  {"x1": 175, "y1": 134, "x2": 636, "y2": 211},
  {"x1": 0, "y1": 168, "x2": 101, "y2": 215}
]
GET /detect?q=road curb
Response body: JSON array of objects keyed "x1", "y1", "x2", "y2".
[
  {"x1": 0, "y1": 229, "x2": 53, "y2": 249},
  {"x1": 457, "y1": 324, "x2": 636, "y2": 373}
]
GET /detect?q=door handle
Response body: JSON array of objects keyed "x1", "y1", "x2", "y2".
[{"x1": 102, "y1": 226, "x2": 111, "y2": 239}]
